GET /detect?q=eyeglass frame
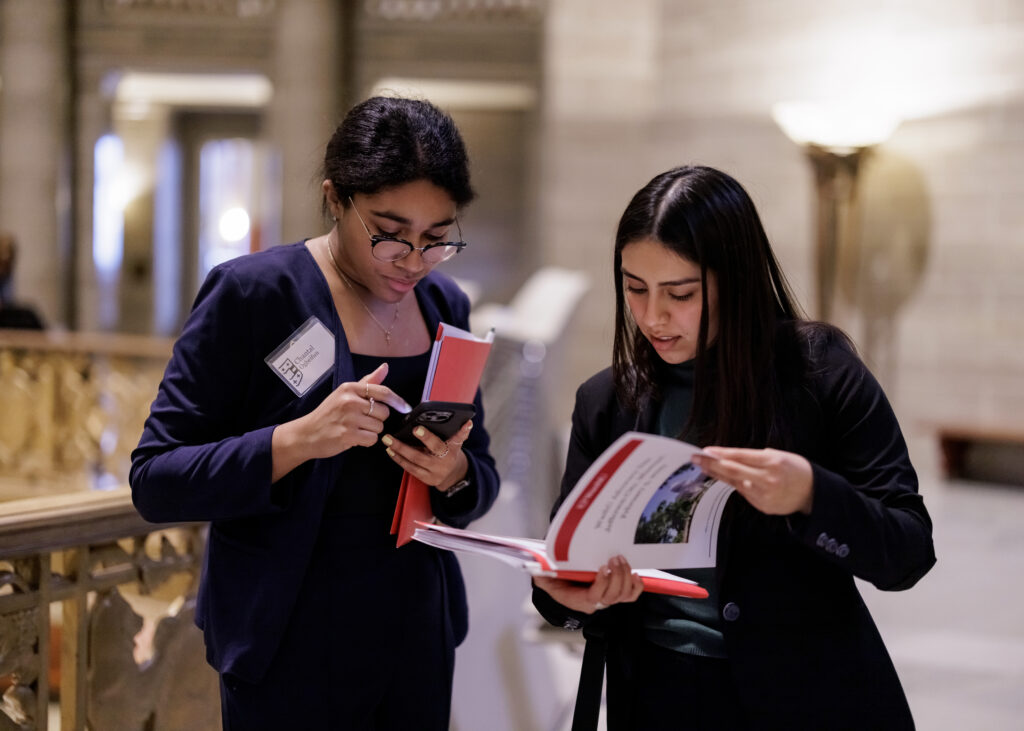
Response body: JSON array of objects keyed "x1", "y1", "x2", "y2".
[{"x1": 347, "y1": 196, "x2": 467, "y2": 264}]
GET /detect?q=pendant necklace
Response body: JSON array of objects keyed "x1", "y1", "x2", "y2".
[{"x1": 324, "y1": 233, "x2": 400, "y2": 347}]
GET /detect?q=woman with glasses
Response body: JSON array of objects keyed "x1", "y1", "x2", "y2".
[
  {"x1": 532, "y1": 165, "x2": 935, "y2": 729},
  {"x1": 131, "y1": 96, "x2": 499, "y2": 730}
]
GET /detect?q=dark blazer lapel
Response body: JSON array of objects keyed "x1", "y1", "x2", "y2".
[{"x1": 413, "y1": 274, "x2": 448, "y2": 342}]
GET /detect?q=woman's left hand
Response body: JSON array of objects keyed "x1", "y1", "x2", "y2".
[
  {"x1": 382, "y1": 420, "x2": 474, "y2": 492},
  {"x1": 692, "y1": 447, "x2": 814, "y2": 515}
]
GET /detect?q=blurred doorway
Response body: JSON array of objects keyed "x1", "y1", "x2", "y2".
[
  {"x1": 172, "y1": 111, "x2": 275, "y2": 329},
  {"x1": 107, "y1": 71, "x2": 274, "y2": 335}
]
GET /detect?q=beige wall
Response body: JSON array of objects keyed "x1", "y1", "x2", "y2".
[{"x1": 538, "y1": 0, "x2": 1024, "y2": 476}]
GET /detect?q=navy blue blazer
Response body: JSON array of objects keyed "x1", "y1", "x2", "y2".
[
  {"x1": 130, "y1": 242, "x2": 499, "y2": 682},
  {"x1": 534, "y1": 325, "x2": 936, "y2": 729}
]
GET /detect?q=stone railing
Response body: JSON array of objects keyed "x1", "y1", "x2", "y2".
[{"x1": 0, "y1": 489, "x2": 216, "y2": 731}]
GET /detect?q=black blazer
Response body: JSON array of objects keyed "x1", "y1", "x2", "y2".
[
  {"x1": 131, "y1": 242, "x2": 499, "y2": 683},
  {"x1": 534, "y1": 327, "x2": 936, "y2": 729}
]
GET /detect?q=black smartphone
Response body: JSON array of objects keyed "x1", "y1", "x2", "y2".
[{"x1": 393, "y1": 401, "x2": 476, "y2": 446}]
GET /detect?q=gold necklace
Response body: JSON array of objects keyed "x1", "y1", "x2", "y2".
[{"x1": 324, "y1": 233, "x2": 400, "y2": 347}]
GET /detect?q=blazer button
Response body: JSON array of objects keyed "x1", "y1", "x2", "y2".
[
  {"x1": 837, "y1": 544, "x2": 850, "y2": 558},
  {"x1": 722, "y1": 602, "x2": 741, "y2": 622},
  {"x1": 826, "y1": 538, "x2": 838, "y2": 554},
  {"x1": 816, "y1": 532, "x2": 829, "y2": 548}
]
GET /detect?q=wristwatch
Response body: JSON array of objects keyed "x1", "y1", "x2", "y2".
[{"x1": 442, "y1": 477, "x2": 471, "y2": 498}]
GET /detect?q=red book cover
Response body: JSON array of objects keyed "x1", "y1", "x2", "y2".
[
  {"x1": 391, "y1": 323, "x2": 494, "y2": 546},
  {"x1": 409, "y1": 522, "x2": 710, "y2": 599}
]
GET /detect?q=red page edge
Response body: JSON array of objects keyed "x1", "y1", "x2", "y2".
[{"x1": 549, "y1": 569, "x2": 708, "y2": 599}]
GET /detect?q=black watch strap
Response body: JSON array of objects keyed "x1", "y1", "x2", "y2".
[{"x1": 443, "y1": 477, "x2": 471, "y2": 497}]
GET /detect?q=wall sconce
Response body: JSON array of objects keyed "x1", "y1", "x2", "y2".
[{"x1": 772, "y1": 101, "x2": 900, "y2": 322}]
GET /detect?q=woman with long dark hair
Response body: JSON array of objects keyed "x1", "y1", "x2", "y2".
[
  {"x1": 533, "y1": 165, "x2": 935, "y2": 729},
  {"x1": 131, "y1": 96, "x2": 499, "y2": 730}
]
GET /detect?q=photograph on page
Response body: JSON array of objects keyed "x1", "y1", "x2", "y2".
[
  {"x1": 634, "y1": 461, "x2": 717, "y2": 544},
  {"x1": 547, "y1": 433, "x2": 734, "y2": 571}
]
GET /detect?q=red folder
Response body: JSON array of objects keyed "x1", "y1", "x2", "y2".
[{"x1": 390, "y1": 323, "x2": 493, "y2": 546}]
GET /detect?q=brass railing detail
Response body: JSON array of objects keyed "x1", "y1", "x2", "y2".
[
  {"x1": 0, "y1": 489, "x2": 216, "y2": 731},
  {"x1": 0, "y1": 330, "x2": 172, "y2": 497}
]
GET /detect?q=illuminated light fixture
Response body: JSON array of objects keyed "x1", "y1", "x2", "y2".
[
  {"x1": 113, "y1": 71, "x2": 273, "y2": 108},
  {"x1": 218, "y1": 206, "x2": 251, "y2": 243},
  {"x1": 772, "y1": 101, "x2": 901, "y2": 153},
  {"x1": 772, "y1": 101, "x2": 901, "y2": 322}
]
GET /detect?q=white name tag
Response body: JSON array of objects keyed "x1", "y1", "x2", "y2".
[{"x1": 265, "y1": 317, "x2": 335, "y2": 396}]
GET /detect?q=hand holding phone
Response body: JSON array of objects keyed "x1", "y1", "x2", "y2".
[{"x1": 392, "y1": 401, "x2": 476, "y2": 446}]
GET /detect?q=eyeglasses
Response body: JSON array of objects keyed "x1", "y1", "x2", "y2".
[{"x1": 348, "y1": 197, "x2": 467, "y2": 265}]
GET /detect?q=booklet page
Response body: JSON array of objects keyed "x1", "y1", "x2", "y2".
[{"x1": 547, "y1": 432, "x2": 734, "y2": 571}]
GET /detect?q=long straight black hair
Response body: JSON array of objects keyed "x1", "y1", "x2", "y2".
[{"x1": 612, "y1": 165, "x2": 805, "y2": 448}]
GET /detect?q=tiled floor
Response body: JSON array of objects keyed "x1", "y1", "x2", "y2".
[
  {"x1": 452, "y1": 449, "x2": 1024, "y2": 730},
  {"x1": 858, "y1": 473, "x2": 1024, "y2": 730}
]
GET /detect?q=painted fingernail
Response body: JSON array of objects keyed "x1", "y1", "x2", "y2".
[
  {"x1": 386, "y1": 448, "x2": 395, "y2": 458},
  {"x1": 391, "y1": 397, "x2": 412, "y2": 414},
  {"x1": 414, "y1": 426, "x2": 426, "y2": 437},
  {"x1": 381, "y1": 435, "x2": 393, "y2": 446}
]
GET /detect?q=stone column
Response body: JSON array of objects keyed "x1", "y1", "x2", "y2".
[
  {"x1": 0, "y1": 0, "x2": 71, "y2": 327},
  {"x1": 71, "y1": 68, "x2": 113, "y2": 334},
  {"x1": 265, "y1": 0, "x2": 345, "y2": 245},
  {"x1": 538, "y1": 0, "x2": 660, "y2": 413}
]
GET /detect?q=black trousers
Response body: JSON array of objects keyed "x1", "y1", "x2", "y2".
[
  {"x1": 604, "y1": 640, "x2": 747, "y2": 730},
  {"x1": 219, "y1": 517, "x2": 455, "y2": 731}
]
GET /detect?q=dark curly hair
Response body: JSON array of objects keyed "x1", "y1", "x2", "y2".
[{"x1": 321, "y1": 96, "x2": 475, "y2": 213}]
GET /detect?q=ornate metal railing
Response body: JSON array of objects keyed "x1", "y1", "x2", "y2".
[
  {"x1": 0, "y1": 330, "x2": 218, "y2": 730},
  {"x1": 0, "y1": 489, "x2": 215, "y2": 731},
  {"x1": 0, "y1": 330, "x2": 172, "y2": 498}
]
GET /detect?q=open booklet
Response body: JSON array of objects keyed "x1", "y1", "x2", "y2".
[
  {"x1": 390, "y1": 321, "x2": 495, "y2": 546},
  {"x1": 413, "y1": 431, "x2": 735, "y2": 598}
]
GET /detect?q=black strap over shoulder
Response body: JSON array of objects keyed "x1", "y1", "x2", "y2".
[{"x1": 571, "y1": 635, "x2": 607, "y2": 731}]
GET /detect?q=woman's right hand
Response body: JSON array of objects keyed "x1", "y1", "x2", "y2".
[
  {"x1": 533, "y1": 555, "x2": 644, "y2": 614},
  {"x1": 271, "y1": 363, "x2": 410, "y2": 481}
]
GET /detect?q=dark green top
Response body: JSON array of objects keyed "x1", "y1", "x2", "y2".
[{"x1": 639, "y1": 358, "x2": 726, "y2": 657}]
